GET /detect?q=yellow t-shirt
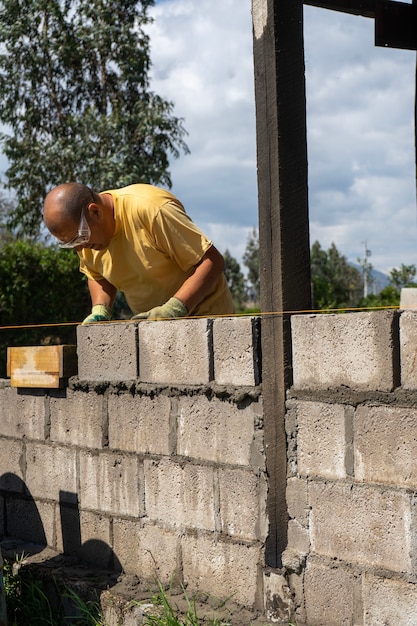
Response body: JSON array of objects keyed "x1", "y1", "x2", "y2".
[{"x1": 78, "y1": 184, "x2": 234, "y2": 316}]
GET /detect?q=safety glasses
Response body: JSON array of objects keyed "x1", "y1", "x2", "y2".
[{"x1": 58, "y1": 210, "x2": 91, "y2": 248}]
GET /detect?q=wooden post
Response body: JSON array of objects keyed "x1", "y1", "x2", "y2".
[{"x1": 252, "y1": 0, "x2": 311, "y2": 567}]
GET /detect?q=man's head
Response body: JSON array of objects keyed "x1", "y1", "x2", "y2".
[{"x1": 43, "y1": 182, "x2": 114, "y2": 250}]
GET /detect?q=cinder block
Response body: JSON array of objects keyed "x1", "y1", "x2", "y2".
[
  {"x1": 263, "y1": 569, "x2": 292, "y2": 625},
  {"x1": 363, "y1": 573, "x2": 417, "y2": 625},
  {"x1": 218, "y1": 468, "x2": 268, "y2": 542},
  {"x1": 354, "y1": 405, "x2": 417, "y2": 488},
  {"x1": 144, "y1": 458, "x2": 216, "y2": 531},
  {"x1": 77, "y1": 322, "x2": 138, "y2": 382},
  {"x1": 50, "y1": 389, "x2": 105, "y2": 448},
  {"x1": 400, "y1": 287, "x2": 417, "y2": 310},
  {"x1": 0, "y1": 387, "x2": 46, "y2": 440},
  {"x1": 138, "y1": 319, "x2": 211, "y2": 384},
  {"x1": 112, "y1": 520, "x2": 179, "y2": 583},
  {"x1": 212, "y1": 317, "x2": 261, "y2": 385},
  {"x1": 177, "y1": 395, "x2": 262, "y2": 467},
  {"x1": 291, "y1": 311, "x2": 399, "y2": 391},
  {"x1": 296, "y1": 401, "x2": 352, "y2": 480},
  {"x1": 25, "y1": 443, "x2": 77, "y2": 502},
  {"x1": 79, "y1": 451, "x2": 143, "y2": 517},
  {"x1": 181, "y1": 534, "x2": 262, "y2": 607},
  {"x1": 286, "y1": 477, "x2": 310, "y2": 526},
  {"x1": 400, "y1": 310, "x2": 417, "y2": 389},
  {"x1": 304, "y1": 562, "x2": 359, "y2": 626},
  {"x1": 77, "y1": 510, "x2": 113, "y2": 569},
  {"x1": 0, "y1": 440, "x2": 25, "y2": 489},
  {"x1": 108, "y1": 392, "x2": 172, "y2": 455},
  {"x1": 309, "y1": 482, "x2": 412, "y2": 572},
  {"x1": 6, "y1": 498, "x2": 54, "y2": 546}
]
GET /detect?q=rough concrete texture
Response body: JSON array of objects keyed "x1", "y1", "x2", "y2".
[
  {"x1": 309, "y1": 481, "x2": 412, "y2": 572},
  {"x1": 400, "y1": 287, "x2": 417, "y2": 310},
  {"x1": 291, "y1": 310, "x2": 399, "y2": 391},
  {"x1": 77, "y1": 321, "x2": 138, "y2": 381},
  {"x1": 354, "y1": 404, "x2": 417, "y2": 488},
  {"x1": 138, "y1": 318, "x2": 211, "y2": 384},
  {"x1": 212, "y1": 316, "x2": 262, "y2": 385},
  {"x1": 294, "y1": 400, "x2": 353, "y2": 479},
  {"x1": 400, "y1": 309, "x2": 417, "y2": 389},
  {"x1": 363, "y1": 573, "x2": 417, "y2": 625}
]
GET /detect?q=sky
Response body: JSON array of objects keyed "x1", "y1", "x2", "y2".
[{"x1": 147, "y1": 0, "x2": 417, "y2": 275}]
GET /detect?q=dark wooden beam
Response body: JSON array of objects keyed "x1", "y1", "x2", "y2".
[
  {"x1": 252, "y1": 0, "x2": 311, "y2": 568},
  {"x1": 375, "y1": 1, "x2": 417, "y2": 50},
  {"x1": 303, "y1": 0, "x2": 376, "y2": 17}
]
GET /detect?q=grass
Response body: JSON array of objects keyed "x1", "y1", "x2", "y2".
[{"x1": 3, "y1": 557, "x2": 299, "y2": 625}]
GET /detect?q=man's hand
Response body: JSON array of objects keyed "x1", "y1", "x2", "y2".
[
  {"x1": 131, "y1": 297, "x2": 188, "y2": 320},
  {"x1": 82, "y1": 304, "x2": 112, "y2": 324}
]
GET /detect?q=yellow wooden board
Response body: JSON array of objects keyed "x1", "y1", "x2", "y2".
[{"x1": 7, "y1": 345, "x2": 78, "y2": 388}]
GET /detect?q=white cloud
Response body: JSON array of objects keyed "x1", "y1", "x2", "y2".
[{"x1": 148, "y1": 1, "x2": 417, "y2": 274}]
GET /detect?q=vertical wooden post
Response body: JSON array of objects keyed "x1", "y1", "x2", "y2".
[{"x1": 252, "y1": 0, "x2": 311, "y2": 567}]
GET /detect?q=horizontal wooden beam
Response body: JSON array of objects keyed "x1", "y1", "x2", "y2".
[{"x1": 303, "y1": 0, "x2": 377, "y2": 17}]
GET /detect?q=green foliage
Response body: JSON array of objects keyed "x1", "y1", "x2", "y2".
[
  {"x1": 4, "y1": 558, "x2": 105, "y2": 625},
  {"x1": 388, "y1": 263, "x2": 417, "y2": 289},
  {"x1": 358, "y1": 284, "x2": 400, "y2": 310},
  {"x1": 311, "y1": 241, "x2": 363, "y2": 310},
  {"x1": 0, "y1": 240, "x2": 90, "y2": 376},
  {"x1": 223, "y1": 249, "x2": 247, "y2": 312},
  {"x1": 242, "y1": 228, "x2": 259, "y2": 305},
  {"x1": 0, "y1": 0, "x2": 189, "y2": 236}
]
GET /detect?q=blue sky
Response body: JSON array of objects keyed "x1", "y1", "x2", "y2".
[{"x1": 148, "y1": 0, "x2": 417, "y2": 275}]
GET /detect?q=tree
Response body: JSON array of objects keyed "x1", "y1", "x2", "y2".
[
  {"x1": 243, "y1": 228, "x2": 260, "y2": 304},
  {"x1": 0, "y1": 0, "x2": 189, "y2": 236},
  {"x1": 0, "y1": 241, "x2": 90, "y2": 376},
  {"x1": 223, "y1": 249, "x2": 247, "y2": 312},
  {"x1": 311, "y1": 241, "x2": 363, "y2": 309},
  {"x1": 389, "y1": 264, "x2": 417, "y2": 289}
]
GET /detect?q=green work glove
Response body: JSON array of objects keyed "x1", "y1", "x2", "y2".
[
  {"x1": 82, "y1": 304, "x2": 112, "y2": 325},
  {"x1": 131, "y1": 297, "x2": 188, "y2": 320}
]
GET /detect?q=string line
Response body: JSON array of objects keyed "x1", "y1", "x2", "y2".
[{"x1": 0, "y1": 303, "x2": 406, "y2": 331}]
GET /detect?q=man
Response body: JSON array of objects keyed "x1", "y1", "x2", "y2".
[{"x1": 43, "y1": 182, "x2": 234, "y2": 323}]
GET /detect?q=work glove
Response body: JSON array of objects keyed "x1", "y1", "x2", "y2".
[
  {"x1": 131, "y1": 297, "x2": 188, "y2": 320},
  {"x1": 82, "y1": 304, "x2": 112, "y2": 325}
]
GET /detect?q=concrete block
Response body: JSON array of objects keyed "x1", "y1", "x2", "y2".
[
  {"x1": 144, "y1": 458, "x2": 216, "y2": 531},
  {"x1": 25, "y1": 443, "x2": 77, "y2": 502},
  {"x1": 0, "y1": 387, "x2": 46, "y2": 440},
  {"x1": 6, "y1": 498, "x2": 53, "y2": 546},
  {"x1": 108, "y1": 392, "x2": 172, "y2": 455},
  {"x1": 354, "y1": 405, "x2": 417, "y2": 488},
  {"x1": 77, "y1": 510, "x2": 113, "y2": 569},
  {"x1": 50, "y1": 389, "x2": 105, "y2": 448},
  {"x1": 177, "y1": 395, "x2": 262, "y2": 467},
  {"x1": 263, "y1": 569, "x2": 292, "y2": 624},
  {"x1": 291, "y1": 311, "x2": 399, "y2": 391},
  {"x1": 400, "y1": 310, "x2": 417, "y2": 389},
  {"x1": 296, "y1": 401, "x2": 352, "y2": 480},
  {"x1": 212, "y1": 317, "x2": 261, "y2": 385},
  {"x1": 304, "y1": 561, "x2": 359, "y2": 626},
  {"x1": 363, "y1": 573, "x2": 417, "y2": 625},
  {"x1": 77, "y1": 322, "x2": 138, "y2": 382},
  {"x1": 79, "y1": 451, "x2": 143, "y2": 517},
  {"x1": 218, "y1": 468, "x2": 268, "y2": 542},
  {"x1": 309, "y1": 482, "x2": 412, "y2": 572},
  {"x1": 0, "y1": 440, "x2": 25, "y2": 489},
  {"x1": 286, "y1": 477, "x2": 310, "y2": 526},
  {"x1": 400, "y1": 287, "x2": 417, "y2": 310},
  {"x1": 181, "y1": 534, "x2": 262, "y2": 607},
  {"x1": 112, "y1": 520, "x2": 178, "y2": 583},
  {"x1": 138, "y1": 318, "x2": 211, "y2": 384}
]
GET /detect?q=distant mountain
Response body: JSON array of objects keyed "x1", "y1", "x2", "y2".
[{"x1": 350, "y1": 263, "x2": 390, "y2": 295}]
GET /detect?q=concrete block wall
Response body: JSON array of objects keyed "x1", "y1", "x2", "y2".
[
  {"x1": 286, "y1": 310, "x2": 417, "y2": 626},
  {"x1": 0, "y1": 316, "x2": 267, "y2": 612}
]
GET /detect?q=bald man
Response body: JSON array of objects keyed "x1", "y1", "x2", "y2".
[{"x1": 43, "y1": 182, "x2": 234, "y2": 323}]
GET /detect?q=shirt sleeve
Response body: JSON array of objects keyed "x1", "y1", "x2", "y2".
[{"x1": 151, "y1": 201, "x2": 213, "y2": 272}]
